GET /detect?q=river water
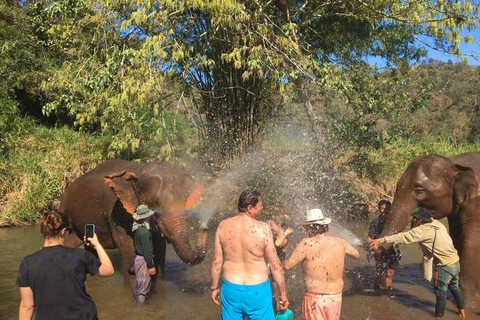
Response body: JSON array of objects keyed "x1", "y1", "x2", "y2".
[{"x1": 1, "y1": 218, "x2": 479, "y2": 320}]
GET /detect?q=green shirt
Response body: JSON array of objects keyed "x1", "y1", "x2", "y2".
[{"x1": 134, "y1": 226, "x2": 154, "y2": 269}]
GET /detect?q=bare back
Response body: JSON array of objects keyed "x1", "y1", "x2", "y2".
[
  {"x1": 215, "y1": 214, "x2": 274, "y2": 285},
  {"x1": 285, "y1": 234, "x2": 359, "y2": 294}
]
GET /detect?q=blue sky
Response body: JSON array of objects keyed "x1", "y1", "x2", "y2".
[
  {"x1": 370, "y1": 29, "x2": 480, "y2": 67},
  {"x1": 426, "y1": 38, "x2": 480, "y2": 65}
]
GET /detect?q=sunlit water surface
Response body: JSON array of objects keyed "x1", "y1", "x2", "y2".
[{"x1": 1, "y1": 219, "x2": 479, "y2": 320}]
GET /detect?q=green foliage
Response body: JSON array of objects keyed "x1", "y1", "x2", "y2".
[
  {"x1": 10, "y1": 0, "x2": 480, "y2": 166},
  {"x1": 0, "y1": 99, "x2": 108, "y2": 224},
  {"x1": 368, "y1": 134, "x2": 480, "y2": 182},
  {"x1": 0, "y1": 0, "x2": 55, "y2": 120},
  {"x1": 26, "y1": 0, "x2": 195, "y2": 160}
]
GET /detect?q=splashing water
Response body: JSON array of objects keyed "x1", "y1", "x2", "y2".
[{"x1": 328, "y1": 221, "x2": 363, "y2": 246}]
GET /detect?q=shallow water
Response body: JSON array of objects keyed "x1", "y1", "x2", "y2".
[{"x1": 1, "y1": 219, "x2": 479, "y2": 320}]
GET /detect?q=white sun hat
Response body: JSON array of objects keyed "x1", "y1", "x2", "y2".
[{"x1": 300, "y1": 208, "x2": 331, "y2": 225}]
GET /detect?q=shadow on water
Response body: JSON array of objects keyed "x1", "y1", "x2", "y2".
[{"x1": 346, "y1": 264, "x2": 436, "y2": 316}]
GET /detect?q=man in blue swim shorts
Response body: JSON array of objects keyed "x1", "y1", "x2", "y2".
[{"x1": 211, "y1": 190, "x2": 289, "y2": 320}]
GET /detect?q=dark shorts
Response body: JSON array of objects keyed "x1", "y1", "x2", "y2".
[{"x1": 375, "y1": 249, "x2": 399, "y2": 270}]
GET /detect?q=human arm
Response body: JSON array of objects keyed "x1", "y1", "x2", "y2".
[
  {"x1": 85, "y1": 233, "x2": 114, "y2": 277},
  {"x1": 283, "y1": 240, "x2": 305, "y2": 271},
  {"x1": 19, "y1": 287, "x2": 34, "y2": 320},
  {"x1": 211, "y1": 227, "x2": 224, "y2": 306},
  {"x1": 381, "y1": 227, "x2": 426, "y2": 245},
  {"x1": 265, "y1": 226, "x2": 289, "y2": 311},
  {"x1": 371, "y1": 227, "x2": 426, "y2": 250},
  {"x1": 343, "y1": 240, "x2": 360, "y2": 259},
  {"x1": 274, "y1": 227, "x2": 294, "y2": 248}
]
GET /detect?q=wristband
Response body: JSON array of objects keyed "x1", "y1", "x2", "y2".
[{"x1": 211, "y1": 286, "x2": 219, "y2": 290}]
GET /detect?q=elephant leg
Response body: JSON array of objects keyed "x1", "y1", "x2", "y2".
[
  {"x1": 110, "y1": 220, "x2": 135, "y2": 285},
  {"x1": 459, "y1": 229, "x2": 480, "y2": 308},
  {"x1": 153, "y1": 235, "x2": 166, "y2": 279}
]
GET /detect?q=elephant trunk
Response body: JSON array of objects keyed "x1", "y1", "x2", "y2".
[
  {"x1": 159, "y1": 210, "x2": 208, "y2": 265},
  {"x1": 380, "y1": 191, "x2": 417, "y2": 249},
  {"x1": 382, "y1": 201, "x2": 416, "y2": 237}
]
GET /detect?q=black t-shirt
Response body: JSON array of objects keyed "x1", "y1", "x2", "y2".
[
  {"x1": 368, "y1": 216, "x2": 386, "y2": 239},
  {"x1": 16, "y1": 245, "x2": 101, "y2": 320},
  {"x1": 368, "y1": 216, "x2": 399, "y2": 260}
]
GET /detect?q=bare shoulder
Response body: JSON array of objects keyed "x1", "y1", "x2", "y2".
[
  {"x1": 328, "y1": 236, "x2": 350, "y2": 247},
  {"x1": 217, "y1": 216, "x2": 235, "y2": 232},
  {"x1": 256, "y1": 219, "x2": 270, "y2": 229},
  {"x1": 297, "y1": 237, "x2": 312, "y2": 247}
]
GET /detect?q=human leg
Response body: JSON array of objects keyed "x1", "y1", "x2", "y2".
[
  {"x1": 446, "y1": 262, "x2": 465, "y2": 317},
  {"x1": 132, "y1": 255, "x2": 151, "y2": 304},
  {"x1": 385, "y1": 268, "x2": 394, "y2": 288},
  {"x1": 374, "y1": 270, "x2": 382, "y2": 290},
  {"x1": 435, "y1": 265, "x2": 453, "y2": 318},
  {"x1": 385, "y1": 250, "x2": 399, "y2": 297},
  {"x1": 374, "y1": 259, "x2": 384, "y2": 290}
]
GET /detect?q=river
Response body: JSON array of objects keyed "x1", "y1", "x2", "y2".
[{"x1": 1, "y1": 218, "x2": 479, "y2": 319}]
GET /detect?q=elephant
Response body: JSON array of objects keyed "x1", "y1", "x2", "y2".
[
  {"x1": 379, "y1": 152, "x2": 480, "y2": 306},
  {"x1": 59, "y1": 159, "x2": 208, "y2": 281}
]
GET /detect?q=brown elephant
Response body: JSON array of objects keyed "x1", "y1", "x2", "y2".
[
  {"x1": 379, "y1": 152, "x2": 480, "y2": 306},
  {"x1": 59, "y1": 159, "x2": 208, "y2": 281}
]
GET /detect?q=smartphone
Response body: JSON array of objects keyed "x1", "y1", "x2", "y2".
[{"x1": 84, "y1": 224, "x2": 95, "y2": 244}]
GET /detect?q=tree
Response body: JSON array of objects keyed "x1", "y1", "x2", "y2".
[
  {"x1": 30, "y1": 0, "x2": 193, "y2": 160},
  {"x1": 38, "y1": 0, "x2": 480, "y2": 164},
  {"x1": 0, "y1": 0, "x2": 62, "y2": 122}
]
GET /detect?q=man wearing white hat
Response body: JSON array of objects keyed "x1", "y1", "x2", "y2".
[{"x1": 284, "y1": 209, "x2": 359, "y2": 320}]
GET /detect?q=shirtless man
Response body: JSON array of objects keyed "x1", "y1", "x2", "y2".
[
  {"x1": 211, "y1": 190, "x2": 289, "y2": 320},
  {"x1": 284, "y1": 209, "x2": 359, "y2": 320}
]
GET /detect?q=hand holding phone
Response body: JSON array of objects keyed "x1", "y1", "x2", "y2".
[{"x1": 84, "y1": 224, "x2": 95, "y2": 244}]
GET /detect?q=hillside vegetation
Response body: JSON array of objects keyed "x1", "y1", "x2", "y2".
[{"x1": 2, "y1": 60, "x2": 480, "y2": 225}]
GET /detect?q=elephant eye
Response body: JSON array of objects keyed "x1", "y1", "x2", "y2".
[{"x1": 414, "y1": 188, "x2": 425, "y2": 196}]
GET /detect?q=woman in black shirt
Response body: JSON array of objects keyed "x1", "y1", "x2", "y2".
[{"x1": 17, "y1": 211, "x2": 114, "y2": 320}]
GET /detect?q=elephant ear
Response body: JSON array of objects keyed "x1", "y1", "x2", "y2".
[
  {"x1": 104, "y1": 170, "x2": 139, "y2": 215},
  {"x1": 185, "y1": 184, "x2": 205, "y2": 210},
  {"x1": 453, "y1": 165, "x2": 480, "y2": 204}
]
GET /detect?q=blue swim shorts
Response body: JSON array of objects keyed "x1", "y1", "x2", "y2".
[{"x1": 220, "y1": 278, "x2": 274, "y2": 320}]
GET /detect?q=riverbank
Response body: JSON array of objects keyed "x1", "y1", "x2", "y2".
[{"x1": 2, "y1": 101, "x2": 479, "y2": 226}]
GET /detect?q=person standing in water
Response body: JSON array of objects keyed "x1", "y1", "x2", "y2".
[
  {"x1": 367, "y1": 200, "x2": 401, "y2": 297},
  {"x1": 132, "y1": 204, "x2": 156, "y2": 304},
  {"x1": 17, "y1": 210, "x2": 114, "y2": 320},
  {"x1": 370, "y1": 207, "x2": 466, "y2": 319},
  {"x1": 211, "y1": 190, "x2": 289, "y2": 320},
  {"x1": 268, "y1": 217, "x2": 294, "y2": 311},
  {"x1": 284, "y1": 209, "x2": 360, "y2": 320}
]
